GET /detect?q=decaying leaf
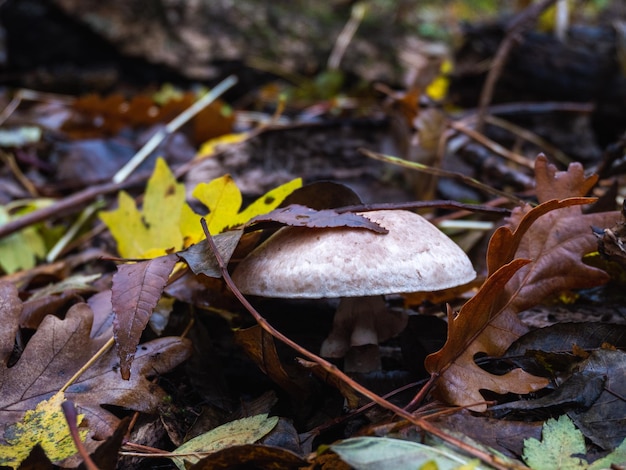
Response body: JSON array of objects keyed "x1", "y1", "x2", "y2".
[
  {"x1": 523, "y1": 414, "x2": 626, "y2": 470},
  {"x1": 171, "y1": 414, "x2": 279, "y2": 470},
  {"x1": 0, "y1": 391, "x2": 87, "y2": 468},
  {"x1": 186, "y1": 443, "x2": 306, "y2": 470},
  {"x1": 426, "y1": 156, "x2": 619, "y2": 411},
  {"x1": 111, "y1": 253, "x2": 179, "y2": 379},
  {"x1": 425, "y1": 259, "x2": 547, "y2": 410},
  {"x1": 179, "y1": 229, "x2": 243, "y2": 278},
  {"x1": 569, "y1": 349, "x2": 626, "y2": 450},
  {"x1": 245, "y1": 204, "x2": 387, "y2": 233},
  {"x1": 0, "y1": 287, "x2": 191, "y2": 464}
]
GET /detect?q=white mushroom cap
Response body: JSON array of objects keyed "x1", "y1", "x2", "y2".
[{"x1": 232, "y1": 209, "x2": 476, "y2": 298}]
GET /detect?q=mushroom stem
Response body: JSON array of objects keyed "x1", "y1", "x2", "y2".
[{"x1": 320, "y1": 296, "x2": 408, "y2": 373}]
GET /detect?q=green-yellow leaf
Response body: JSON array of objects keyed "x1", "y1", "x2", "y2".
[
  {"x1": 170, "y1": 413, "x2": 279, "y2": 470},
  {"x1": 0, "y1": 206, "x2": 47, "y2": 274},
  {"x1": 523, "y1": 415, "x2": 588, "y2": 470},
  {"x1": 524, "y1": 414, "x2": 626, "y2": 470},
  {"x1": 192, "y1": 175, "x2": 302, "y2": 235},
  {"x1": 331, "y1": 437, "x2": 484, "y2": 470},
  {"x1": 0, "y1": 392, "x2": 88, "y2": 468}
]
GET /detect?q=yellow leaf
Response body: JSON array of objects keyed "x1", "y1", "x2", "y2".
[
  {"x1": 99, "y1": 191, "x2": 149, "y2": 258},
  {"x1": 425, "y1": 58, "x2": 452, "y2": 101},
  {"x1": 99, "y1": 159, "x2": 301, "y2": 257},
  {"x1": 179, "y1": 203, "x2": 204, "y2": 247},
  {"x1": 0, "y1": 392, "x2": 88, "y2": 468},
  {"x1": 99, "y1": 158, "x2": 189, "y2": 258},
  {"x1": 171, "y1": 414, "x2": 279, "y2": 470},
  {"x1": 197, "y1": 132, "x2": 248, "y2": 159},
  {"x1": 193, "y1": 175, "x2": 302, "y2": 235}
]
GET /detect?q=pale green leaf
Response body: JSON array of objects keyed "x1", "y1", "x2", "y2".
[
  {"x1": 331, "y1": 437, "x2": 483, "y2": 470},
  {"x1": 171, "y1": 413, "x2": 279, "y2": 470},
  {"x1": 589, "y1": 437, "x2": 626, "y2": 469},
  {"x1": 0, "y1": 206, "x2": 47, "y2": 273},
  {"x1": 523, "y1": 415, "x2": 588, "y2": 470}
]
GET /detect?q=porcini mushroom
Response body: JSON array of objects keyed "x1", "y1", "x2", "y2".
[{"x1": 232, "y1": 210, "x2": 476, "y2": 372}]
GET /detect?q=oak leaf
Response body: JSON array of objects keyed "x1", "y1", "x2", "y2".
[
  {"x1": 0, "y1": 282, "x2": 191, "y2": 465},
  {"x1": 425, "y1": 156, "x2": 619, "y2": 411}
]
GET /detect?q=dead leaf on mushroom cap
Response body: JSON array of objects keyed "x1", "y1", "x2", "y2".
[
  {"x1": 245, "y1": 204, "x2": 388, "y2": 233},
  {"x1": 0, "y1": 282, "x2": 192, "y2": 457},
  {"x1": 425, "y1": 155, "x2": 619, "y2": 411}
]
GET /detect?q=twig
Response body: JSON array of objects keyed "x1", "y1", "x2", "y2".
[
  {"x1": 46, "y1": 200, "x2": 105, "y2": 262},
  {"x1": 0, "y1": 76, "x2": 238, "y2": 241},
  {"x1": 360, "y1": 148, "x2": 527, "y2": 205},
  {"x1": 465, "y1": 101, "x2": 594, "y2": 117},
  {"x1": 0, "y1": 178, "x2": 133, "y2": 239},
  {"x1": 0, "y1": 151, "x2": 39, "y2": 196},
  {"x1": 475, "y1": 0, "x2": 558, "y2": 132},
  {"x1": 334, "y1": 199, "x2": 511, "y2": 216},
  {"x1": 59, "y1": 337, "x2": 115, "y2": 392},
  {"x1": 61, "y1": 400, "x2": 99, "y2": 470},
  {"x1": 447, "y1": 120, "x2": 534, "y2": 169},
  {"x1": 0, "y1": 88, "x2": 75, "y2": 127},
  {"x1": 328, "y1": 3, "x2": 366, "y2": 70},
  {"x1": 200, "y1": 218, "x2": 530, "y2": 470},
  {"x1": 484, "y1": 114, "x2": 572, "y2": 165},
  {"x1": 112, "y1": 75, "x2": 238, "y2": 183}
]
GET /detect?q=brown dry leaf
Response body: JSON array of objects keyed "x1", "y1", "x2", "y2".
[
  {"x1": 179, "y1": 229, "x2": 243, "y2": 279},
  {"x1": 61, "y1": 92, "x2": 233, "y2": 144},
  {"x1": 245, "y1": 204, "x2": 387, "y2": 234},
  {"x1": 111, "y1": 253, "x2": 178, "y2": 379},
  {"x1": 0, "y1": 284, "x2": 191, "y2": 452},
  {"x1": 425, "y1": 156, "x2": 619, "y2": 411}
]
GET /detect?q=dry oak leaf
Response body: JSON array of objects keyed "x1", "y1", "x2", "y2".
[
  {"x1": 426, "y1": 156, "x2": 619, "y2": 411},
  {"x1": 0, "y1": 284, "x2": 191, "y2": 457}
]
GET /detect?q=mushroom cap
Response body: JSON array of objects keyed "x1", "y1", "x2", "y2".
[{"x1": 232, "y1": 209, "x2": 476, "y2": 298}]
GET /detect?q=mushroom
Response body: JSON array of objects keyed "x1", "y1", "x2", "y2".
[{"x1": 231, "y1": 210, "x2": 476, "y2": 372}]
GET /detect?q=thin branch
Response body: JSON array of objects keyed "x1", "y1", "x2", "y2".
[
  {"x1": 360, "y1": 148, "x2": 527, "y2": 205},
  {"x1": 0, "y1": 76, "x2": 238, "y2": 240},
  {"x1": 328, "y1": 3, "x2": 366, "y2": 70},
  {"x1": 475, "y1": 0, "x2": 558, "y2": 132},
  {"x1": 334, "y1": 199, "x2": 511, "y2": 216},
  {"x1": 0, "y1": 178, "x2": 134, "y2": 239},
  {"x1": 112, "y1": 75, "x2": 238, "y2": 183},
  {"x1": 448, "y1": 119, "x2": 534, "y2": 169}
]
